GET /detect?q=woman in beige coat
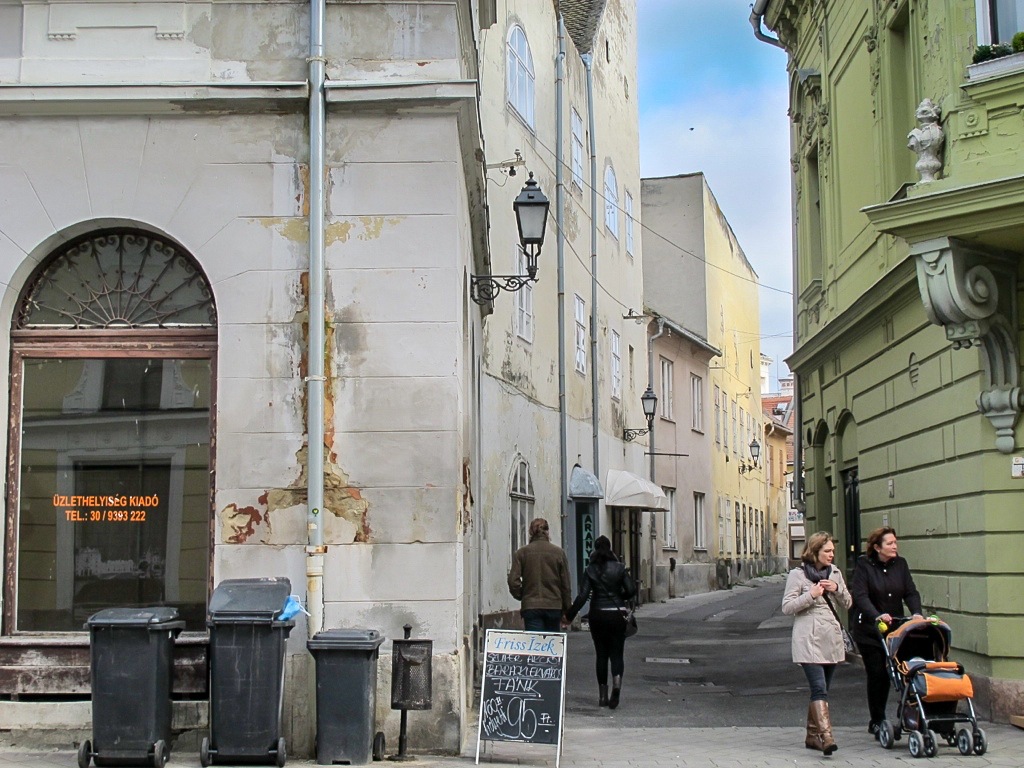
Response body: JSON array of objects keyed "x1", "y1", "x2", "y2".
[{"x1": 782, "y1": 532, "x2": 852, "y2": 755}]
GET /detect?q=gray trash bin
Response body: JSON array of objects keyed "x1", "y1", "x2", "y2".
[
  {"x1": 202, "y1": 577, "x2": 294, "y2": 767},
  {"x1": 80, "y1": 607, "x2": 184, "y2": 768},
  {"x1": 307, "y1": 629, "x2": 386, "y2": 765}
]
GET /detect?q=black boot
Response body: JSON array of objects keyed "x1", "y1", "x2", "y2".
[
  {"x1": 598, "y1": 685, "x2": 609, "y2": 707},
  {"x1": 609, "y1": 675, "x2": 622, "y2": 709}
]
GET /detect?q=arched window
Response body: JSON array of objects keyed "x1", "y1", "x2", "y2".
[
  {"x1": 509, "y1": 460, "x2": 535, "y2": 556},
  {"x1": 506, "y1": 24, "x2": 535, "y2": 128},
  {"x1": 604, "y1": 165, "x2": 619, "y2": 237},
  {"x1": 6, "y1": 229, "x2": 216, "y2": 633}
]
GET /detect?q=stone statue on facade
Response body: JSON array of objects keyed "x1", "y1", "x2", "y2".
[{"x1": 908, "y1": 98, "x2": 944, "y2": 183}]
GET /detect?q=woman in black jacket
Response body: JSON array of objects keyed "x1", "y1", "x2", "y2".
[
  {"x1": 850, "y1": 527, "x2": 924, "y2": 737},
  {"x1": 566, "y1": 536, "x2": 636, "y2": 709}
]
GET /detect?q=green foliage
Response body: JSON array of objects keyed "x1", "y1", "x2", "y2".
[
  {"x1": 973, "y1": 42, "x2": 1015, "y2": 63},
  {"x1": 1013, "y1": 32, "x2": 1024, "y2": 53}
]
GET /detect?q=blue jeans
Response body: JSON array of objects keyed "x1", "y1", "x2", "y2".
[
  {"x1": 521, "y1": 609, "x2": 562, "y2": 632},
  {"x1": 801, "y1": 663, "x2": 837, "y2": 702}
]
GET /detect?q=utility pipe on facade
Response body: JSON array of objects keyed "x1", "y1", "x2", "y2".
[
  {"x1": 647, "y1": 318, "x2": 666, "y2": 482},
  {"x1": 584, "y1": 54, "x2": 600, "y2": 480},
  {"x1": 749, "y1": 0, "x2": 785, "y2": 49},
  {"x1": 305, "y1": 0, "x2": 327, "y2": 638},
  {"x1": 556, "y1": 18, "x2": 569, "y2": 545}
]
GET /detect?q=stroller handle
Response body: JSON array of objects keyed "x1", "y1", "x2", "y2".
[{"x1": 875, "y1": 614, "x2": 937, "y2": 638}]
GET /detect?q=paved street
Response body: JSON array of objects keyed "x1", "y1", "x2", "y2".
[{"x1": 2, "y1": 576, "x2": 1020, "y2": 768}]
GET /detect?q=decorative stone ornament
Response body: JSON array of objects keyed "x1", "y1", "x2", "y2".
[
  {"x1": 912, "y1": 237, "x2": 1020, "y2": 453},
  {"x1": 908, "y1": 99, "x2": 944, "y2": 183}
]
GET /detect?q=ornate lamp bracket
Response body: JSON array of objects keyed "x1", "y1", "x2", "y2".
[{"x1": 912, "y1": 237, "x2": 1021, "y2": 453}]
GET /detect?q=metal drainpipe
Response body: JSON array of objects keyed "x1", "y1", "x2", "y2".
[
  {"x1": 749, "y1": 0, "x2": 785, "y2": 49},
  {"x1": 556, "y1": 18, "x2": 569, "y2": 546},
  {"x1": 584, "y1": 53, "x2": 599, "y2": 481},
  {"x1": 647, "y1": 318, "x2": 666, "y2": 482},
  {"x1": 305, "y1": 0, "x2": 327, "y2": 638}
]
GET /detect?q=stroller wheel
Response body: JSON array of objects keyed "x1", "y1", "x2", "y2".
[
  {"x1": 908, "y1": 730, "x2": 924, "y2": 758},
  {"x1": 956, "y1": 728, "x2": 973, "y2": 755},
  {"x1": 879, "y1": 721, "x2": 895, "y2": 750},
  {"x1": 972, "y1": 728, "x2": 987, "y2": 756},
  {"x1": 924, "y1": 730, "x2": 938, "y2": 758}
]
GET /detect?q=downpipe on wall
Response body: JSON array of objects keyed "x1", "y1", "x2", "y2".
[
  {"x1": 556, "y1": 18, "x2": 569, "y2": 543},
  {"x1": 306, "y1": 0, "x2": 327, "y2": 638},
  {"x1": 584, "y1": 53, "x2": 600, "y2": 479}
]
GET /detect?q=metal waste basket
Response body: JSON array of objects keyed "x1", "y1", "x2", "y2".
[
  {"x1": 79, "y1": 607, "x2": 184, "y2": 768},
  {"x1": 307, "y1": 629, "x2": 386, "y2": 765},
  {"x1": 201, "y1": 577, "x2": 294, "y2": 767}
]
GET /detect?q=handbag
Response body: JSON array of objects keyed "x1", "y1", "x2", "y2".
[
  {"x1": 823, "y1": 593, "x2": 855, "y2": 654},
  {"x1": 624, "y1": 609, "x2": 638, "y2": 638}
]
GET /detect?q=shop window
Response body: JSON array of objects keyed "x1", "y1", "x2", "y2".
[{"x1": 7, "y1": 230, "x2": 216, "y2": 632}]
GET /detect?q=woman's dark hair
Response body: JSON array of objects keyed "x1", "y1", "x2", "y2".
[
  {"x1": 589, "y1": 535, "x2": 617, "y2": 565},
  {"x1": 865, "y1": 526, "x2": 896, "y2": 556}
]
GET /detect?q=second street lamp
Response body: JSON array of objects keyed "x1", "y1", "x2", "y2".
[{"x1": 623, "y1": 386, "x2": 658, "y2": 442}]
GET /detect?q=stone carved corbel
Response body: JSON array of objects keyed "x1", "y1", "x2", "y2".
[{"x1": 912, "y1": 237, "x2": 1021, "y2": 453}]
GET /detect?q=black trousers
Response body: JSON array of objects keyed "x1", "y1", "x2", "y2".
[
  {"x1": 588, "y1": 608, "x2": 627, "y2": 686},
  {"x1": 857, "y1": 641, "x2": 890, "y2": 724}
]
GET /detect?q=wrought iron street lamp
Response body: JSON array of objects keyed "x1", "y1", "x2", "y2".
[
  {"x1": 471, "y1": 173, "x2": 550, "y2": 304},
  {"x1": 739, "y1": 437, "x2": 761, "y2": 474},
  {"x1": 623, "y1": 386, "x2": 658, "y2": 442}
]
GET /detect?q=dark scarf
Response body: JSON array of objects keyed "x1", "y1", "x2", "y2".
[{"x1": 803, "y1": 562, "x2": 832, "y2": 583}]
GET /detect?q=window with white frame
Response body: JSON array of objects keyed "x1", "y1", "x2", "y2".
[
  {"x1": 610, "y1": 330, "x2": 622, "y2": 399},
  {"x1": 732, "y1": 399, "x2": 738, "y2": 457},
  {"x1": 663, "y1": 488, "x2": 677, "y2": 549},
  {"x1": 506, "y1": 25, "x2": 535, "y2": 128},
  {"x1": 978, "y1": 1, "x2": 1024, "y2": 44},
  {"x1": 660, "y1": 357, "x2": 674, "y2": 420},
  {"x1": 510, "y1": 460, "x2": 534, "y2": 557},
  {"x1": 514, "y1": 246, "x2": 533, "y2": 342},
  {"x1": 694, "y1": 492, "x2": 706, "y2": 550},
  {"x1": 625, "y1": 192, "x2": 635, "y2": 256},
  {"x1": 571, "y1": 109, "x2": 584, "y2": 190},
  {"x1": 718, "y1": 497, "x2": 727, "y2": 555},
  {"x1": 574, "y1": 295, "x2": 587, "y2": 374},
  {"x1": 722, "y1": 390, "x2": 729, "y2": 452},
  {"x1": 604, "y1": 165, "x2": 619, "y2": 237},
  {"x1": 714, "y1": 385, "x2": 721, "y2": 444},
  {"x1": 690, "y1": 373, "x2": 704, "y2": 432}
]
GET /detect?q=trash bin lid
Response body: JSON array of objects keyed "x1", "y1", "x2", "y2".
[
  {"x1": 86, "y1": 607, "x2": 183, "y2": 628},
  {"x1": 307, "y1": 628, "x2": 385, "y2": 651},
  {"x1": 208, "y1": 577, "x2": 293, "y2": 623}
]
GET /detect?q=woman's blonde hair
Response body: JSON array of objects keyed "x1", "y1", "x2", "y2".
[{"x1": 801, "y1": 531, "x2": 835, "y2": 565}]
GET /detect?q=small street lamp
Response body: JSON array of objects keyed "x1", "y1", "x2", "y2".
[
  {"x1": 623, "y1": 386, "x2": 658, "y2": 442},
  {"x1": 739, "y1": 437, "x2": 761, "y2": 474},
  {"x1": 471, "y1": 173, "x2": 550, "y2": 304}
]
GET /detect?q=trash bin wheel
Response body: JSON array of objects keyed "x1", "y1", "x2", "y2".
[
  {"x1": 373, "y1": 732, "x2": 385, "y2": 761},
  {"x1": 275, "y1": 737, "x2": 287, "y2": 767},
  {"x1": 77, "y1": 740, "x2": 92, "y2": 768},
  {"x1": 152, "y1": 740, "x2": 169, "y2": 768},
  {"x1": 200, "y1": 737, "x2": 212, "y2": 768}
]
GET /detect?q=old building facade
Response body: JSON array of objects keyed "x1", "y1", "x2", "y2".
[{"x1": 755, "y1": 0, "x2": 1024, "y2": 719}]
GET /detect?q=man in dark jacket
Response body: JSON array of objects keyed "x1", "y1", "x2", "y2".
[
  {"x1": 850, "y1": 527, "x2": 923, "y2": 736},
  {"x1": 507, "y1": 518, "x2": 572, "y2": 631}
]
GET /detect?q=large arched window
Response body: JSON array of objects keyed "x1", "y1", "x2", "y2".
[
  {"x1": 509, "y1": 459, "x2": 535, "y2": 556},
  {"x1": 6, "y1": 230, "x2": 216, "y2": 633},
  {"x1": 506, "y1": 24, "x2": 535, "y2": 128}
]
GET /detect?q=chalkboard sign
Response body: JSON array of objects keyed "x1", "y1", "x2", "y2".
[{"x1": 475, "y1": 630, "x2": 566, "y2": 765}]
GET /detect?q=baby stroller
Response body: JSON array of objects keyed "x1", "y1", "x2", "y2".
[{"x1": 877, "y1": 617, "x2": 986, "y2": 757}]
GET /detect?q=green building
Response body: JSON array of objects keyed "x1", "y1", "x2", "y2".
[{"x1": 752, "y1": 0, "x2": 1024, "y2": 720}]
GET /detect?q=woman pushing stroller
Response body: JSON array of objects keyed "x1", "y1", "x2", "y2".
[{"x1": 782, "y1": 532, "x2": 851, "y2": 755}]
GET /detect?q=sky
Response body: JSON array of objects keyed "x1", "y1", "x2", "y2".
[{"x1": 637, "y1": 0, "x2": 793, "y2": 392}]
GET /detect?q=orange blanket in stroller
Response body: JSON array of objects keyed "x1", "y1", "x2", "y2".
[{"x1": 901, "y1": 661, "x2": 974, "y2": 703}]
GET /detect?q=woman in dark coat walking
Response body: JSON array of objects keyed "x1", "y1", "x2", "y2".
[
  {"x1": 850, "y1": 527, "x2": 924, "y2": 737},
  {"x1": 565, "y1": 536, "x2": 636, "y2": 709}
]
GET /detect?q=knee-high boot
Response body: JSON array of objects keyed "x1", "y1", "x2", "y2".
[
  {"x1": 805, "y1": 703, "x2": 819, "y2": 750},
  {"x1": 811, "y1": 700, "x2": 837, "y2": 755},
  {"x1": 598, "y1": 685, "x2": 609, "y2": 707},
  {"x1": 609, "y1": 675, "x2": 622, "y2": 709}
]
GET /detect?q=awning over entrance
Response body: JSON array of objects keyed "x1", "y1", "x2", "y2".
[
  {"x1": 569, "y1": 465, "x2": 603, "y2": 498},
  {"x1": 604, "y1": 469, "x2": 668, "y2": 510}
]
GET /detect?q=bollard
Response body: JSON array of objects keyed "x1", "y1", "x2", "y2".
[{"x1": 388, "y1": 624, "x2": 433, "y2": 761}]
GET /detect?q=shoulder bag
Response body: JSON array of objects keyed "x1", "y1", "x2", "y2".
[
  {"x1": 597, "y1": 568, "x2": 638, "y2": 638},
  {"x1": 822, "y1": 593, "x2": 855, "y2": 655}
]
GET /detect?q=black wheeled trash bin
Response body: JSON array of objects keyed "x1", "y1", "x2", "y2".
[
  {"x1": 79, "y1": 607, "x2": 184, "y2": 768},
  {"x1": 202, "y1": 577, "x2": 295, "y2": 768},
  {"x1": 307, "y1": 629, "x2": 386, "y2": 765}
]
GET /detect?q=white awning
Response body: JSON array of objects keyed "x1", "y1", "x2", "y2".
[
  {"x1": 604, "y1": 469, "x2": 669, "y2": 510},
  {"x1": 569, "y1": 465, "x2": 603, "y2": 499}
]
